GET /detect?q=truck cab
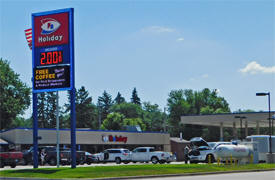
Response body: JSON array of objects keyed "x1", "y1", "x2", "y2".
[{"x1": 131, "y1": 147, "x2": 173, "y2": 164}]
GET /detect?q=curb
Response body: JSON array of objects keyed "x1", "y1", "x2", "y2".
[
  {"x1": 93, "y1": 169, "x2": 275, "y2": 180},
  {"x1": 1, "y1": 168, "x2": 275, "y2": 180}
]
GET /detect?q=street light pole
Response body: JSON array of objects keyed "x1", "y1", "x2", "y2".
[
  {"x1": 256, "y1": 92, "x2": 272, "y2": 154},
  {"x1": 234, "y1": 116, "x2": 246, "y2": 140}
]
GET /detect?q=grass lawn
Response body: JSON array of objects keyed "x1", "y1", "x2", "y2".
[{"x1": 1, "y1": 164, "x2": 275, "y2": 179}]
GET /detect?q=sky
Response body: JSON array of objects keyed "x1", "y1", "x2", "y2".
[{"x1": 0, "y1": 0, "x2": 274, "y2": 118}]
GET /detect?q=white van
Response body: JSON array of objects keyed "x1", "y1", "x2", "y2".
[{"x1": 245, "y1": 135, "x2": 275, "y2": 162}]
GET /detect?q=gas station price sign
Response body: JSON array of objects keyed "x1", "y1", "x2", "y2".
[{"x1": 32, "y1": 8, "x2": 74, "y2": 92}]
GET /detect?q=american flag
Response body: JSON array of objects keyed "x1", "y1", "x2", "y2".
[{"x1": 24, "y1": 28, "x2": 32, "y2": 50}]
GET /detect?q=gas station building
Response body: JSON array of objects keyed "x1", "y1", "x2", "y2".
[
  {"x1": 0, "y1": 128, "x2": 171, "y2": 153},
  {"x1": 181, "y1": 111, "x2": 275, "y2": 141}
]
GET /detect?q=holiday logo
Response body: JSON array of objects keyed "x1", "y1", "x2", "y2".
[
  {"x1": 41, "y1": 18, "x2": 60, "y2": 35},
  {"x1": 102, "y1": 135, "x2": 128, "y2": 143}
]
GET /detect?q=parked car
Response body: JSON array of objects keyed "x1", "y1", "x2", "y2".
[
  {"x1": 23, "y1": 146, "x2": 70, "y2": 166},
  {"x1": 188, "y1": 137, "x2": 232, "y2": 163},
  {"x1": 131, "y1": 147, "x2": 173, "y2": 164},
  {"x1": 23, "y1": 146, "x2": 85, "y2": 166},
  {"x1": 98, "y1": 148, "x2": 131, "y2": 164},
  {"x1": 0, "y1": 145, "x2": 23, "y2": 168},
  {"x1": 85, "y1": 152, "x2": 99, "y2": 164}
]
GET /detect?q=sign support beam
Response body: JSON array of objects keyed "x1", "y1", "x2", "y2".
[
  {"x1": 70, "y1": 88, "x2": 76, "y2": 168},
  {"x1": 32, "y1": 93, "x2": 38, "y2": 168}
]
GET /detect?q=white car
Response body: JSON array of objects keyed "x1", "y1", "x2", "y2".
[
  {"x1": 98, "y1": 148, "x2": 131, "y2": 164},
  {"x1": 188, "y1": 137, "x2": 231, "y2": 163},
  {"x1": 131, "y1": 147, "x2": 173, "y2": 164}
]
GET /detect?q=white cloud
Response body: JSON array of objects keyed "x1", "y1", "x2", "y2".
[
  {"x1": 201, "y1": 74, "x2": 209, "y2": 78},
  {"x1": 239, "y1": 61, "x2": 275, "y2": 74},
  {"x1": 177, "y1": 37, "x2": 184, "y2": 42},
  {"x1": 141, "y1": 26, "x2": 176, "y2": 33}
]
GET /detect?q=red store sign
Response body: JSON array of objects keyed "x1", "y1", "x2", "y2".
[
  {"x1": 34, "y1": 12, "x2": 69, "y2": 47},
  {"x1": 102, "y1": 135, "x2": 128, "y2": 143}
]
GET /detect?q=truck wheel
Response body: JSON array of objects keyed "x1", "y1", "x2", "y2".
[
  {"x1": 151, "y1": 157, "x2": 159, "y2": 164},
  {"x1": 159, "y1": 160, "x2": 165, "y2": 164},
  {"x1": 0, "y1": 161, "x2": 4, "y2": 168},
  {"x1": 115, "y1": 157, "x2": 121, "y2": 164},
  {"x1": 49, "y1": 158, "x2": 57, "y2": 166},
  {"x1": 10, "y1": 163, "x2": 16, "y2": 168}
]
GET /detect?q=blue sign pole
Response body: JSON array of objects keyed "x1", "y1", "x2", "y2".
[
  {"x1": 69, "y1": 8, "x2": 76, "y2": 169},
  {"x1": 70, "y1": 89, "x2": 76, "y2": 168},
  {"x1": 32, "y1": 93, "x2": 38, "y2": 168}
]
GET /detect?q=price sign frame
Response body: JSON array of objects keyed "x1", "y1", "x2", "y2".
[{"x1": 32, "y1": 8, "x2": 74, "y2": 93}]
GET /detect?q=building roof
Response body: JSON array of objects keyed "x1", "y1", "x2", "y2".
[
  {"x1": 170, "y1": 137, "x2": 189, "y2": 143},
  {"x1": 181, "y1": 111, "x2": 275, "y2": 128},
  {"x1": 0, "y1": 138, "x2": 8, "y2": 145}
]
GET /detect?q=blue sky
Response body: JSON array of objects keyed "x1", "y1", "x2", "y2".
[{"x1": 0, "y1": 0, "x2": 274, "y2": 117}]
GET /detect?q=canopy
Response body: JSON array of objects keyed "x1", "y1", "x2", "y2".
[{"x1": 181, "y1": 111, "x2": 275, "y2": 128}]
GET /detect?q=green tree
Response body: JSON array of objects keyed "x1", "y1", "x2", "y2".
[
  {"x1": 114, "y1": 92, "x2": 125, "y2": 104},
  {"x1": 111, "y1": 102, "x2": 143, "y2": 119},
  {"x1": 131, "y1": 87, "x2": 141, "y2": 105},
  {"x1": 143, "y1": 102, "x2": 165, "y2": 131},
  {"x1": 65, "y1": 86, "x2": 98, "y2": 129},
  {"x1": 75, "y1": 86, "x2": 98, "y2": 128},
  {"x1": 37, "y1": 92, "x2": 57, "y2": 128},
  {"x1": 167, "y1": 90, "x2": 191, "y2": 137},
  {"x1": 123, "y1": 118, "x2": 146, "y2": 131},
  {"x1": 98, "y1": 91, "x2": 113, "y2": 120},
  {"x1": 11, "y1": 116, "x2": 32, "y2": 128},
  {"x1": 167, "y1": 88, "x2": 231, "y2": 139},
  {"x1": 0, "y1": 58, "x2": 31, "y2": 130},
  {"x1": 37, "y1": 93, "x2": 47, "y2": 128},
  {"x1": 100, "y1": 112, "x2": 124, "y2": 130}
]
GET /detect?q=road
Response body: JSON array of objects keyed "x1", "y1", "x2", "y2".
[{"x1": 128, "y1": 171, "x2": 275, "y2": 180}]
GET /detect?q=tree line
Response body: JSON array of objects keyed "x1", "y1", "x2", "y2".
[{"x1": 1, "y1": 58, "x2": 264, "y2": 141}]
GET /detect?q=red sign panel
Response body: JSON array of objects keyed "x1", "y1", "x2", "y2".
[{"x1": 34, "y1": 12, "x2": 69, "y2": 47}]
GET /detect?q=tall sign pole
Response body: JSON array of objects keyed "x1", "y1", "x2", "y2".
[
  {"x1": 32, "y1": 8, "x2": 75, "y2": 168},
  {"x1": 69, "y1": 9, "x2": 76, "y2": 168},
  {"x1": 56, "y1": 91, "x2": 60, "y2": 168},
  {"x1": 32, "y1": 93, "x2": 38, "y2": 168}
]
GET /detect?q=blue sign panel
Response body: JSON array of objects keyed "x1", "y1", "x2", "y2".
[{"x1": 32, "y1": 8, "x2": 74, "y2": 92}]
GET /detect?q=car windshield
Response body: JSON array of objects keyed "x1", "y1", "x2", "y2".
[
  {"x1": 207, "y1": 142, "x2": 216, "y2": 148},
  {"x1": 123, "y1": 150, "x2": 130, "y2": 153}
]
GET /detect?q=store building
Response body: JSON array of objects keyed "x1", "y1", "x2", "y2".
[{"x1": 0, "y1": 128, "x2": 171, "y2": 153}]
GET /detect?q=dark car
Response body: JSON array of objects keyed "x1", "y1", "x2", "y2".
[{"x1": 23, "y1": 146, "x2": 70, "y2": 166}]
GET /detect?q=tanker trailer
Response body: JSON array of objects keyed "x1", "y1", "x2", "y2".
[{"x1": 215, "y1": 144, "x2": 252, "y2": 164}]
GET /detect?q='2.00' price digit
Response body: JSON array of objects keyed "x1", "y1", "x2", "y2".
[{"x1": 40, "y1": 51, "x2": 63, "y2": 65}]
